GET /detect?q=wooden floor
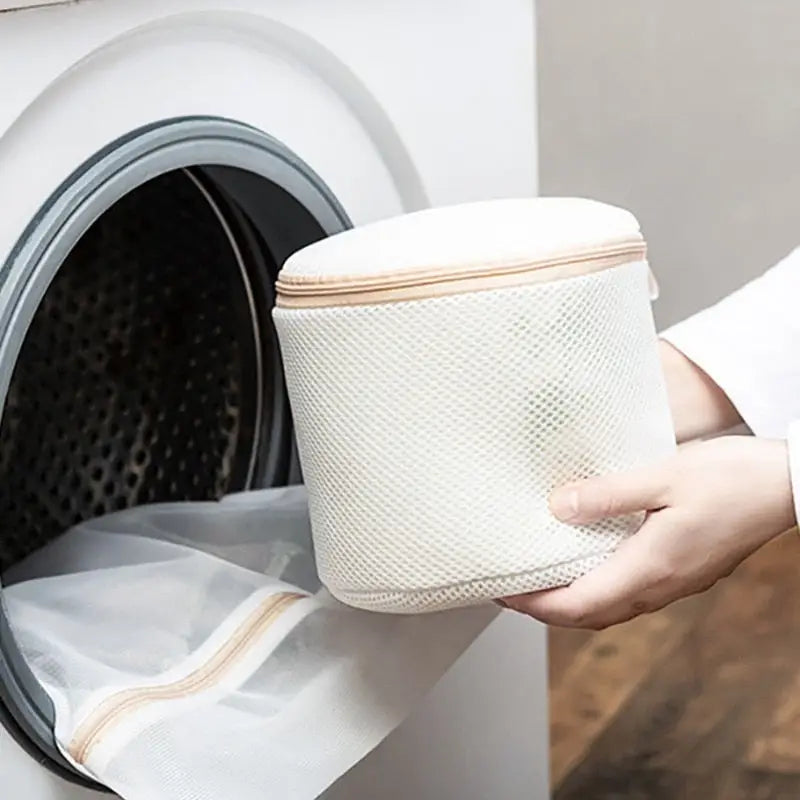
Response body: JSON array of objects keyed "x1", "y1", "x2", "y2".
[{"x1": 549, "y1": 531, "x2": 800, "y2": 799}]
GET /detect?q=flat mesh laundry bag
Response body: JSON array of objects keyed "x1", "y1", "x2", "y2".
[
  {"x1": 273, "y1": 197, "x2": 676, "y2": 613},
  {"x1": 3, "y1": 487, "x2": 493, "y2": 799}
]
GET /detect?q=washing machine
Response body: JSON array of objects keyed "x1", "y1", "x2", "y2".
[{"x1": 0, "y1": 1, "x2": 548, "y2": 798}]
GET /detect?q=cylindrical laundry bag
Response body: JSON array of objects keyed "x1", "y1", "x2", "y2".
[{"x1": 273, "y1": 198, "x2": 676, "y2": 614}]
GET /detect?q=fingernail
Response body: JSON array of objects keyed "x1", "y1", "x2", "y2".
[
  {"x1": 494, "y1": 599, "x2": 509, "y2": 609},
  {"x1": 550, "y1": 488, "x2": 580, "y2": 522}
]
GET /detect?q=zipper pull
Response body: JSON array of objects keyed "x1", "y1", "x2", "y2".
[{"x1": 647, "y1": 267, "x2": 660, "y2": 301}]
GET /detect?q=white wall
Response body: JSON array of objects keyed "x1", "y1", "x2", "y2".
[{"x1": 538, "y1": 0, "x2": 800, "y2": 328}]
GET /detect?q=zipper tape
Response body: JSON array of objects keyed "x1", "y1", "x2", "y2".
[
  {"x1": 67, "y1": 589, "x2": 316, "y2": 771},
  {"x1": 275, "y1": 244, "x2": 648, "y2": 309}
]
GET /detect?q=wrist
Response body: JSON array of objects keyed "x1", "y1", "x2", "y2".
[
  {"x1": 707, "y1": 436, "x2": 796, "y2": 546},
  {"x1": 737, "y1": 437, "x2": 796, "y2": 540},
  {"x1": 766, "y1": 439, "x2": 797, "y2": 536},
  {"x1": 659, "y1": 340, "x2": 742, "y2": 443}
]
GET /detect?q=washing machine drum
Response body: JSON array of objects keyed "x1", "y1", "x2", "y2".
[{"x1": 0, "y1": 171, "x2": 288, "y2": 573}]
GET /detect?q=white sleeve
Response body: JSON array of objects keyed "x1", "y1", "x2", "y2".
[
  {"x1": 661, "y1": 246, "x2": 800, "y2": 439},
  {"x1": 660, "y1": 246, "x2": 800, "y2": 525}
]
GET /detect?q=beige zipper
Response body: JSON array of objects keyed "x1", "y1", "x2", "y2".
[
  {"x1": 68, "y1": 591, "x2": 304, "y2": 766},
  {"x1": 275, "y1": 241, "x2": 647, "y2": 309}
]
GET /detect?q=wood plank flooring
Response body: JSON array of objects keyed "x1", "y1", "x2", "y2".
[{"x1": 549, "y1": 531, "x2": 800, "y2": 798}]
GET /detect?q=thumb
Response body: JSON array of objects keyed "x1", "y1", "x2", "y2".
[{"x1": 549, "y1": 465, "x2": 668, "y2": 524}]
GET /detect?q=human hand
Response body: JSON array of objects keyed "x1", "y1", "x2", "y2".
[{"x1": 501, "y1": 436, "x2": 796, "y2": 629}]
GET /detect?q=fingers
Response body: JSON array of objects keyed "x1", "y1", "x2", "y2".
[
  {"x1": 549, "y1": 464, "x2": 669, "y2": 524},
  {"x1": 503, "y1": 513, "x2": 675, "y2": 628}
]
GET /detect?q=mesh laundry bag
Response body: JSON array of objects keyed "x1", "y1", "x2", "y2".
[
  {"x1": 273, "y1": 197, "x2": 676, "y2": 613},
  {"x1": 3, "y1": 487, "x2": 493, "y2": 799}
]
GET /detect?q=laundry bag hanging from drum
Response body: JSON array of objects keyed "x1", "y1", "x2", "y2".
[{"x1": 273, "y1": 197, "x2": 676, "y2": 614}]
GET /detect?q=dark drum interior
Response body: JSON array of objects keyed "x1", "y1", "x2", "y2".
[
  {"x1": 0, "y1": 172, "x2": 260, "y2": 568},
  {"x1": 0, "y1": 167, "x2": 305, "y2": 574}
]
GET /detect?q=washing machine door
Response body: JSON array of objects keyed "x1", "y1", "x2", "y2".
[{"x1": 0, "y1": 118, "x2": 353, "y2": 790}]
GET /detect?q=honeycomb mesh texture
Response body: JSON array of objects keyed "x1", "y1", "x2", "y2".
[
  {"x1": 274, "y1": 260, "x2": 676, "y2": 613},
  {"x1": 0, "y1": 170, "x2": 264, "y2": 572}
]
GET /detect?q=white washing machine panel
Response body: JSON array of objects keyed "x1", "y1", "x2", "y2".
[{"x1": 0, "y1": 2, "x2": 548, "y2": 798}]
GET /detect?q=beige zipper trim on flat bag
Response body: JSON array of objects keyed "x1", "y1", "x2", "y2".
[
  {"x1": 275, "y1": 241, "x2": 650, "y2": 309},
  {"x1": 67, "y1": 590, "x2": 307, "y2": 768}
]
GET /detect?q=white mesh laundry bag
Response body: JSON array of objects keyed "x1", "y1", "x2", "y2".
[
  {"x1": 273, "y1": 197, "x2": 676, "y2": 613},
  {"x1": 2, "y1": 487, "x2": 493, "y2": 799}
]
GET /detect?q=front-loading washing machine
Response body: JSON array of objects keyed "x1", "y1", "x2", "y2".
[{"x1": 0, "y1": 2, "x2": 549, "y2": 797}]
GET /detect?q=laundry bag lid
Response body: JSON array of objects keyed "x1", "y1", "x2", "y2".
[{"x1": 275, "y1": 197, "x2": 646, "y2": 307}]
